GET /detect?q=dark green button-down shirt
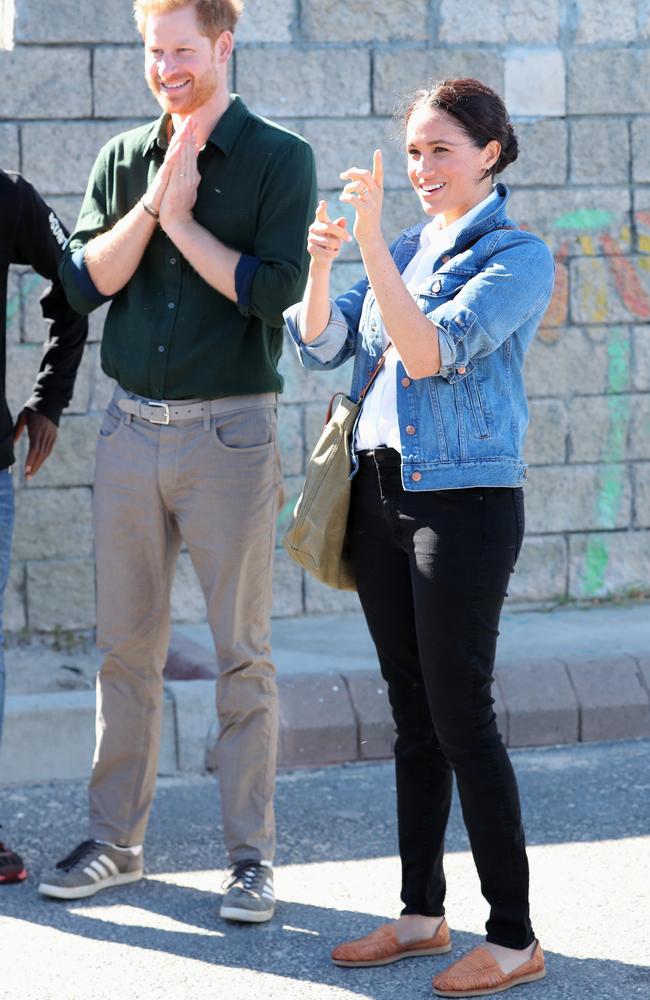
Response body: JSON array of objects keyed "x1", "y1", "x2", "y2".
[{"x1": 60, "y1": 95, "x2": 317, "y2": 400}]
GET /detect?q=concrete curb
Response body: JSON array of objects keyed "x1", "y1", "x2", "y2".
[{"x1": 2, "y1": 650, "x2": 649, "y2": 786}]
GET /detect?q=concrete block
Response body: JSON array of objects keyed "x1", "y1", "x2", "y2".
[
  {"x1": 575, "y1": 0, "x2": 637, "y2": 43},
  {"x1": 22, "y1": 120, "x2": 142, "y2": 195},
  {"x1": 237, "y1": 48, "x2": 371, "y2": 117},
  {"x1": 15, "y1": 0, "x2": 139, "y2": 43},
  {"x1": 343, "y1": 671, "x2": 394, "y2": 760},
  {"x1": 538, "y1": 257, "x2": 568, "y2": 330},
  {"x1": 569, "y1": 50, "x2": 650, "y2": 115},
  {"x1": 570, "y1": 118, "x2": 630, "y2": 185},
  {"x1": 373, "y1": 50, "x2": 504, "y2": 117},
  {"x1": 506, "y1": 120, "x2": 567, "y2": 188},
  {"x1": 0, "y1": 124, "x2": 19, "y2": 171},
  {"x1": 636, "y1": 187, "x2": 650, "y2": 257},
  {"x1": 302, "y1": 118, "x2": 407, "y2": 191},
  {"x1": 277, "y1": 403, "x2": 304, "y2": 477},
  {"x1": 271, "y1": 547, "x2": 303, "y2": 618},
  {"x1": 633, "y1": 463, "x2": 650, "y2": 528},
  {"x1": 496, "y1": 658, "x2": 578, "y2": 747},
  {"x1": 6, "y1": 270, "x2": 21, "y2": 346},
  {"x1": 567, "y1": 395, "x2": 633, "y2": 463},
  {"x1": 165, "y1": 679, "x2": 216, "y2": 772},
  {"x1": 524, "y1": 398, "x2": 568, "y2": 465},
  {"x1": 94, "y1": 46, "x2": 159, "y2": 119},
  {"x1": 31, "y1": 414, "x2": 102, "y2": 488},
  {"x1": 0, "y1": 47, "x2": 91, "y2": 119},
  {"x1": 636, "y1": 655, "x2": 650, "y2": 697},
  {"x1": 525, "y1": 464, "x2": 631, "y2": 533},
  {"x1": 13, "y1": 487, "x2": 93, "y2": 560},
  {"x1": 565, "y1": 655, "x2": 650, "y2": 742},
  {"x1": 632, "y1": 120, "x2": 650, "y2": 184},
  {"x1": 6, "y1": 341, "x2": 93, "y2": 418},
  {"x1": 507, "y1": 535, "x2": 568, "y2": 603},
  {"x1": 439, "y1": 0, "x2": 559, "y2": 44},
  {"x1": 278, "y1": 334, "x2": 353, "y2": 404},
  {"x1": 0, "y1": 689, "x2": 176, "y2": 784},
  {"x1": 278, "y1": 672, "x2": 357, "y2": 766},
  {"x1": 630, "y1": 396, "x2": 650, "y2": 459},
  {"x1": 165, "y1": 632, "x2": 217, "y2": 681},
  {"x1": 237, "y1": 0, "x2": 293, "y2": 43},
  {"x1": 632, "y1": 326, "x2": 650, "y2": 391},
  {"x1": 26, "y1": 558, "x2": 96, "y2": 631},
  {"x1": 330, "y1": 261, "x2": 367, "y2": 299},
  {"x1": 509, "y1": 186, "x2": 631, "y2": 256},
  {"x1": 4, "y1": 562, "x2": 27, "y2": 633},
  {"x1": 525, "y1": 326, "x2": 632, "y2": 400},
  {"x1": 571, "y1": 257, "x2": 650, "y2": 325},
  {"x1": 505, "y1": 50, "x2": 565, "y2": 118},
  {"x1": 569, "y1": 531, "x2": 650, "y2": 599},
  {"x1": 171, "y1": 552, "x2": 205, "y2": 624},
  {"x1": 305, "y1": 574, "x2": 362, "y2": 614},
  {"x1": 493, "y1": 676, "x2": 509, "y2": 745},
  {"x1": 303, "y1": 0, "x2": 428, "y2": 42}
]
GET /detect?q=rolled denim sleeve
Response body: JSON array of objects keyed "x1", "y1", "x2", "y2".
[
  {"x1": 284, "y1": 300, "x2": 350, "y2": 369},
  {"x1": 427, "y1": 233, "x2": 555, "y2": 381}
]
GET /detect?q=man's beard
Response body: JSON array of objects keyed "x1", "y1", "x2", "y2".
[{"x1": 149, "y1": 65, "x2": 219, "y2": 116}]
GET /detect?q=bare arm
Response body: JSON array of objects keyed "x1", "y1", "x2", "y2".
[
  {"x1": 298, "y1": 201, "x2": 352, "y2": 342},
  {"x1": 340, "y1": 150, "x2": 441, "y2": 379},
  {"x1": 158, "y1": 125, "x2": 239, "y2": 301},
  {"x1": 84, "y1": 120, "x2": 187, "y2": 297}
]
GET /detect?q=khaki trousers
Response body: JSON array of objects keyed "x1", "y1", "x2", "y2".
[{"x1": 89, "y1": 386, "x2": 281, "y2": 863}]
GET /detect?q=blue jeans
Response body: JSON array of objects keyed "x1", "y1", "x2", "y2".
[{"x1": 0, "y1": 468, "x2": 14, "y2": 748}]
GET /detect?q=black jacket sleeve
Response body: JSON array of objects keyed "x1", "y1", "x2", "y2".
[{"x1": 11, "y1": 174, "x2": 89, "y2": 425}]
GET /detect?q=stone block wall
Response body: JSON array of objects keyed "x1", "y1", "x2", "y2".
[{"x1": 2, "y1": 0, "x2": 649, "y2": 631}]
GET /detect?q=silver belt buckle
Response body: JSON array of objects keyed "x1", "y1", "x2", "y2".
[{"x1": 147, "y1": 401, "x2": 170, "y2": 425}]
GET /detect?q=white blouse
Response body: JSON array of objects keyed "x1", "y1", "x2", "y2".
[{"x1": 354, "y1": 189, "x2": 498, "y2": 453}]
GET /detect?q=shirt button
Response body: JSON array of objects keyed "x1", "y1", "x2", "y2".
[
  {"x1": 401, "y1": 377, "x2": 411, "y2": 388},
  {"x1": 406, "y1": 425, "x2": 416, "y2": 436},
  {"x1": 158, "y1": 345, "x2": 165, "y2": 353},
  {"x1": 170, "y1": 257, "x2": 177, "y2": 265},
  {"x1": 168, "y1": 302, "x2": 175, "y2": 309},
  {"x1": 411, "y1": 471, "x2": 422, "y2": 482}
]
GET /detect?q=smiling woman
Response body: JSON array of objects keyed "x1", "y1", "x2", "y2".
[{"x1": 284, "y1": 77, "x2": 555, "y2": 999}]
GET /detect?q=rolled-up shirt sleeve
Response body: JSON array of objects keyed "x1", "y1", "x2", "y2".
[
  {"x1": 425, "y1": 234, "x2": 555, "y2": 381},
  {"x1": 284, "y1": 300, "x2": 350, "y2": 369}
]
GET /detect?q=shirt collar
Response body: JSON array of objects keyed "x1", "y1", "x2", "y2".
[
  {"x1": 142, "y1": 93, "x2": 250, "y2": 157},
  {"x1": 420, "y1": 188, "x2": 500, "y2": 250}
]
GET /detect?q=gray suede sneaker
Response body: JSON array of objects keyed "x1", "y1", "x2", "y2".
[
  {"x1": 219, "y1": 860, "x2": 275, "y2": 923},
  {"x1": 38, "y1": 840, "x2": 144, "y2": 900}
]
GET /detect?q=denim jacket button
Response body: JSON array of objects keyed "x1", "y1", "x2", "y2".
[
  {"x1": 406, "y1": 425, "x2": 416, "y2": 435},
  {"x1": 441, "y1": 255, "x2": 450, "y2": 264},
  {"x1": 401, "y1": 377, "x2": 411, "y2": 388},
  {"x1": 432, "y1": 279, "x2": 442, "y2": 293},
  {"x1": 411, "y1": 471, "x2": 422, "y2": 482},
  {"x1": 457, "y1": 366, "x2": 466, "y2": 374}
]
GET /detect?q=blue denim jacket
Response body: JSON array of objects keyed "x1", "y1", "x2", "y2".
[{"x1": 284, "y1": 184, "x2": 555, "y2": 490}]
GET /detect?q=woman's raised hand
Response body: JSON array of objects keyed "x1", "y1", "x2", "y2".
[
  {"x1": 307, "y1": 200, "x2": 352, "y2": 266},
  {"x1": 339, "y1": 149, "x2": 384, "y2": 245}
]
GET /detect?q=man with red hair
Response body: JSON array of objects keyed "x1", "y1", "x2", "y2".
[{"x1": 38, "y1": 0, "x2": 316, "y2": 923}]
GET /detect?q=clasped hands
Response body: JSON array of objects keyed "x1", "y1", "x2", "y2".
[
  {"x1": 146, "y1": 117, "x2": 201, "y2": 233},
  {"x1": 308, "y1": 148, "x2": 384, "y2": 267}
]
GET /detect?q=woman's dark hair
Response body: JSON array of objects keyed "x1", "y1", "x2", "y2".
[{"x1": 400, "y1": 78, "x2": 518, "y2": 177}]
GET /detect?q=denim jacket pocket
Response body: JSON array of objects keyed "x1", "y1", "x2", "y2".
[{"x1": 463, "y1": 369, "x2": 490, "y2": 439}]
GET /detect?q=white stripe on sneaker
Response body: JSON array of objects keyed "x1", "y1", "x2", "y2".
[
  {"x1": 99, "y1": 854, "x2": 120, "y2": 877},
  {"x1": 90, "y1": 860, "x2": 109, "y2": 879},
  {"x1": 83, "y1": 866, "x2": 101, "y2": 882}
]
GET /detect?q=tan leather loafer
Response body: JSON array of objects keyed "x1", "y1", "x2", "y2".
[
  {"x1": 332, "y1": 918, "x2": 452, "y2": 967},
  {"x1": 433, "y1": 942, "x2": 546, "y2": 997}
]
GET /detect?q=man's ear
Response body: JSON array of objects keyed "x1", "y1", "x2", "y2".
[{"x1": 214, "y1": 30, "x2": 234, "y2": 64}]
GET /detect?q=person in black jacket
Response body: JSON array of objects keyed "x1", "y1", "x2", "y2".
[{"x1": 0, "y1": 170, "x2": 88, "y2": 883}]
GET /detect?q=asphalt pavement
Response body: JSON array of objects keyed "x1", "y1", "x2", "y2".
[{"x1": 1, "y1": 740, "x2": 649, "y2": 1000}]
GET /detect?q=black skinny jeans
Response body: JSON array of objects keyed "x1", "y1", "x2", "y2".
[{"x1": 348, "y1": 448, "x2": 534, "y2": 950}]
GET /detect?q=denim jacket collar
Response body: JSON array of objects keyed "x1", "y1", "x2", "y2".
[{"x1": 395, "y1": 183, "x2": 512, "y2": 274}]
